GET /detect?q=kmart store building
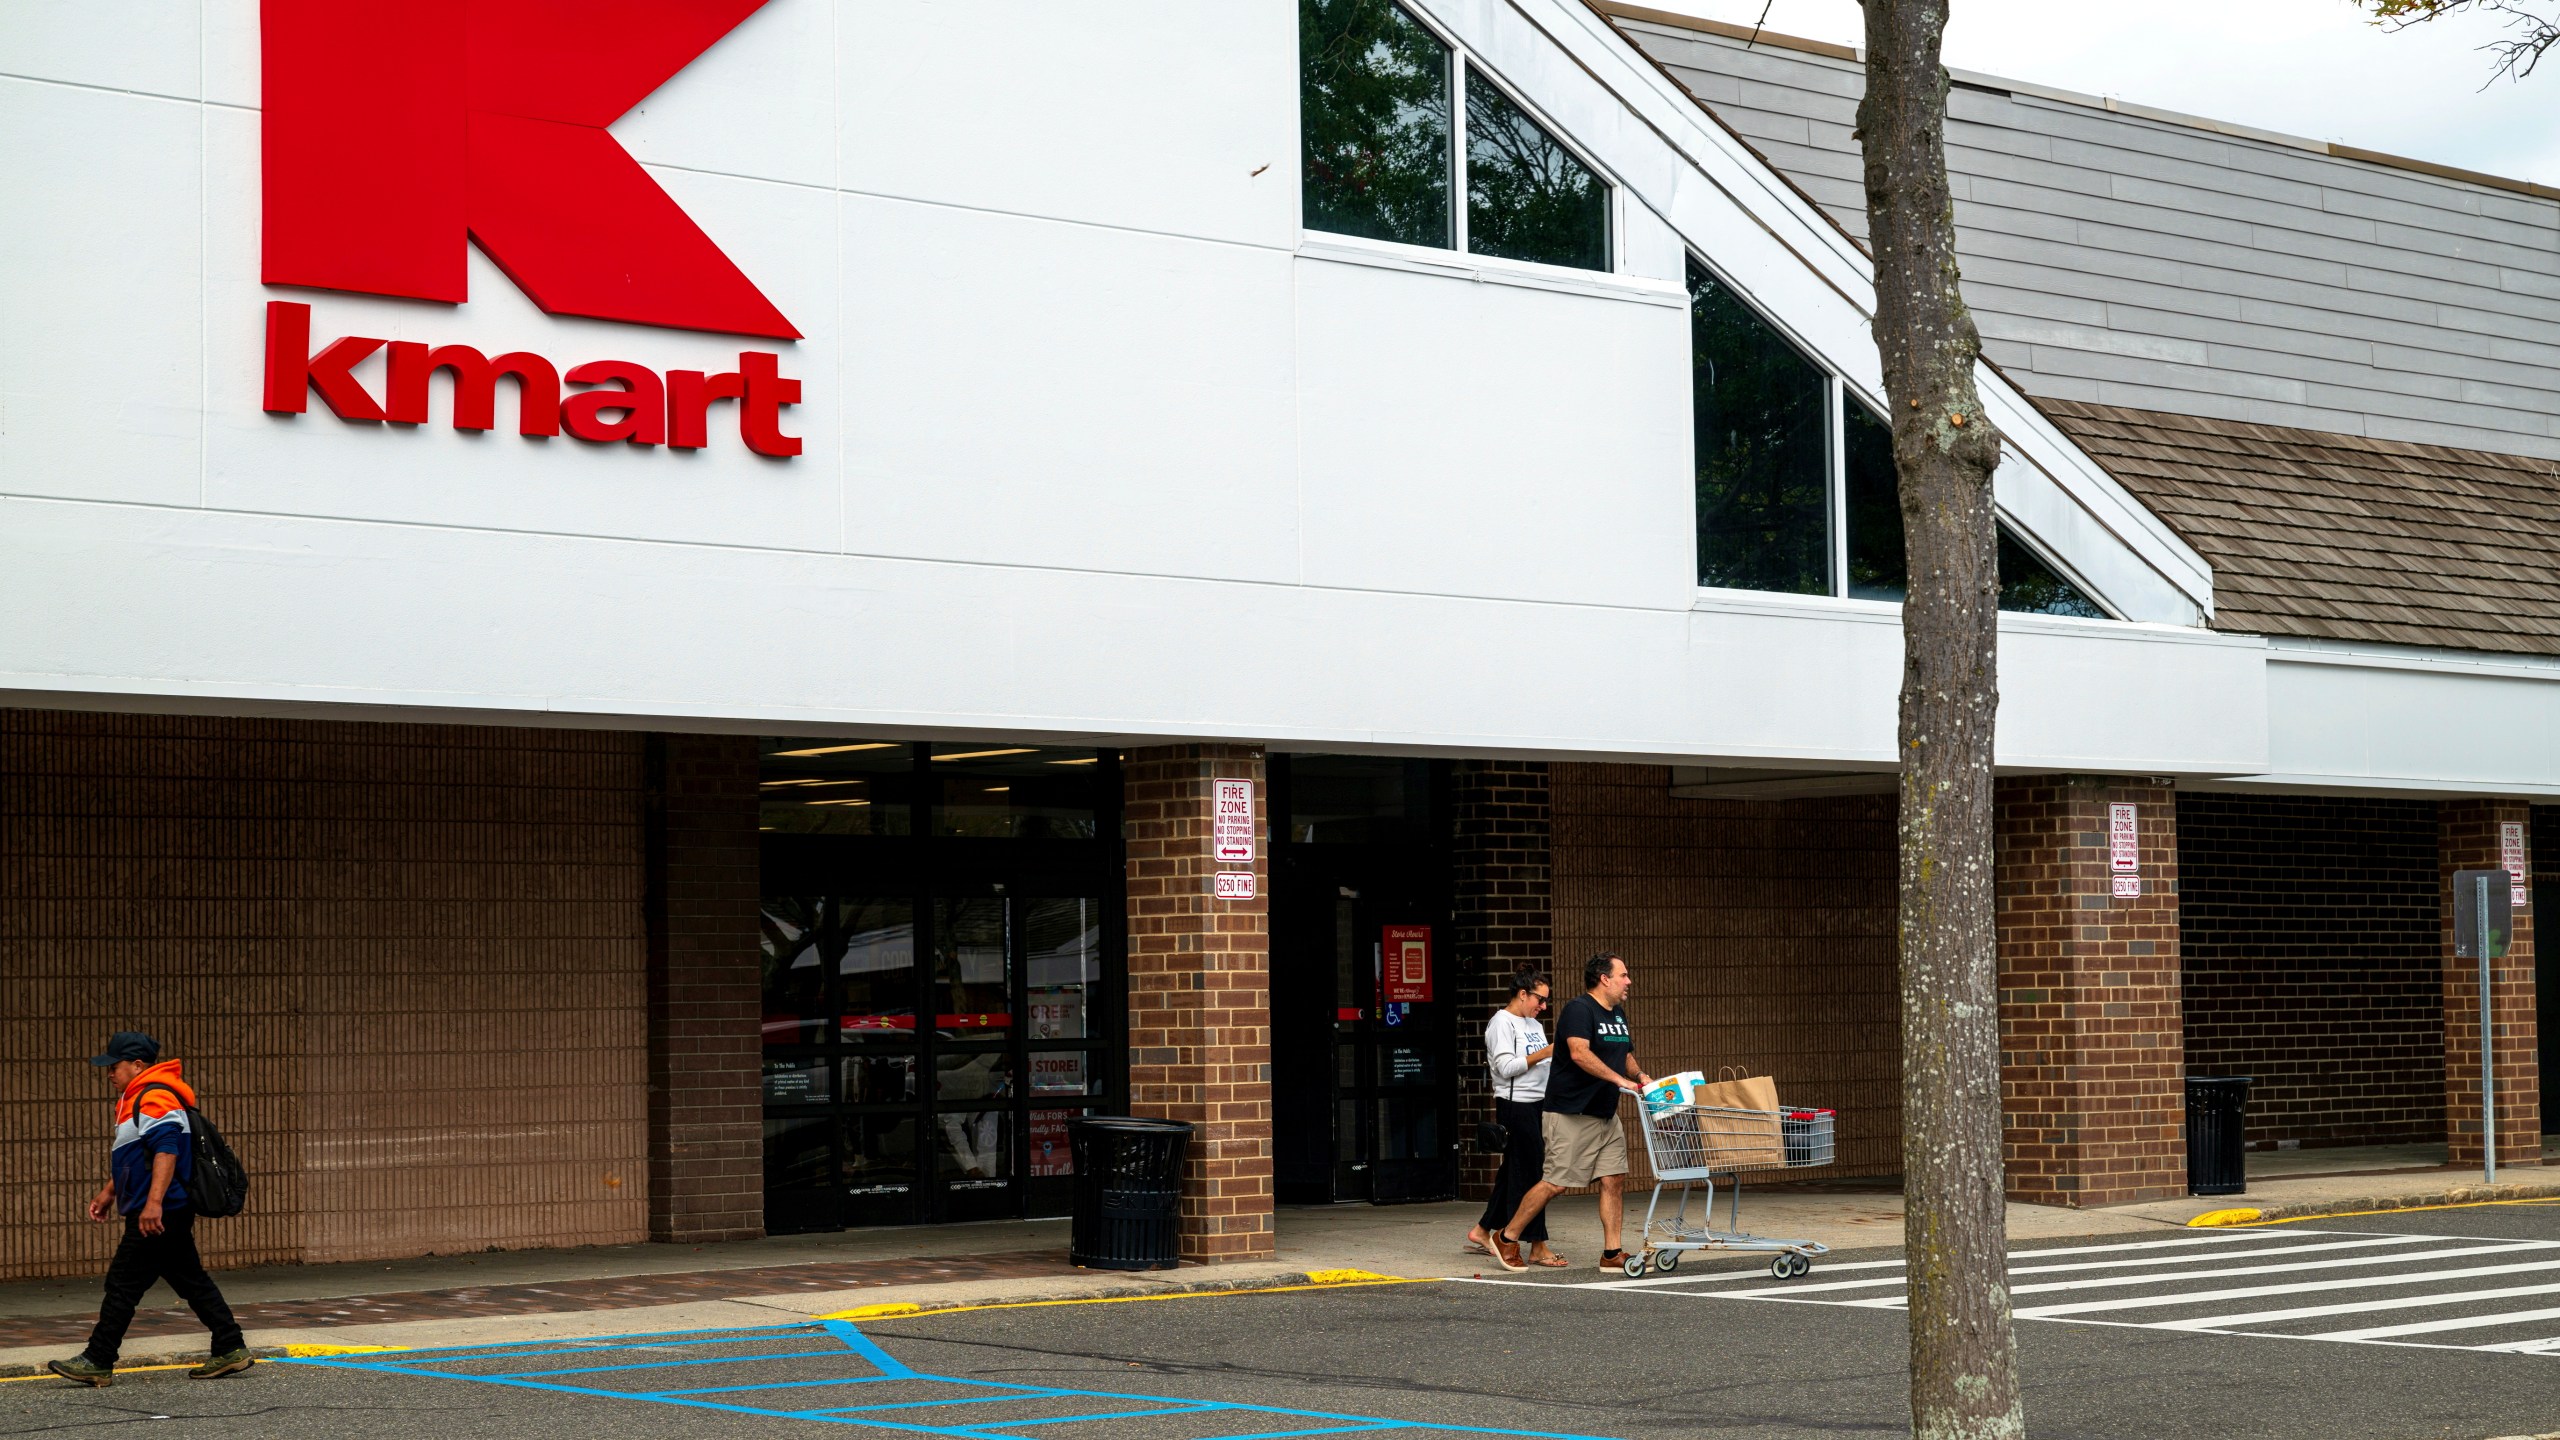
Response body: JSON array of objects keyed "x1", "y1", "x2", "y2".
[{"x1": 0, "y1": 0, "x2": 2550, "y2": 1275}]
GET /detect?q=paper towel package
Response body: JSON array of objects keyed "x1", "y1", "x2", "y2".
[{"x1": 1641, "y1": 1071, "x2": 1707, "y2": 1112}]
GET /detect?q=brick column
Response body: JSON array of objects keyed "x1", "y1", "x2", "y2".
[
  {"x1": 1995, "y1": 777, "x2": 2186, "y2": 1206},
  {"x1": 1450, "y1": 761, "x2": 1554, "y2": 1201},
  {"x1": 2439, "y1": 800, "x2": 2542, "y2": 1169},
  {"x1": 1122, "y1": 745, "x2": 1275, "y2": 1262},
  {"x1": 644, "y1": 733, "x2": 766, "y2": 1243}
]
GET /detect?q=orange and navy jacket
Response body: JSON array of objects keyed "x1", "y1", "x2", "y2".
[{"x1": 111, "y1": 1060, "x2": 195, "y2": 1215}]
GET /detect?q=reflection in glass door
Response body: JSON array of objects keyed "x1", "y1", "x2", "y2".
[{"x1": 758, "y1": 741, "x2": 1121, "y2": 1232}]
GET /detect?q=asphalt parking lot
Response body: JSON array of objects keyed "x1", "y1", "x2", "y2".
[{"x1": 2, "y1": 1201, "x2": 2553, "y2": 1440}]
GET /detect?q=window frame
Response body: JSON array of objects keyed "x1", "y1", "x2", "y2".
[
  {"x1": 1298, "y1": 0, "x2": 1622, "y2": 277},
  {"x1": 1686, "y1": 254, "x2": 2121, "y2": 620}
]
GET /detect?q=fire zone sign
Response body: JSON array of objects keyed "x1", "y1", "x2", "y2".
[{"x1": 2110, "y1": 803, "x2": 2141, "y2": 899}]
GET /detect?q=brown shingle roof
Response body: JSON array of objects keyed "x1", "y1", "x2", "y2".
[{"x1": 2039, "y1": 399, "x2": 2560, "y2": 656}]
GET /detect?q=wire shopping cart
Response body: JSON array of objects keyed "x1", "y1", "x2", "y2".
[{"x1": 1623, "y1": 1099, "x2": 1837, "y2": 1280}]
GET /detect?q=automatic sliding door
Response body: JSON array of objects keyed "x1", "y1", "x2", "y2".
[
  {"x1": 759, "y1": 894, "x2": 922, "y2": 1231},
  {"x1": 760, "y1": 739, "x2": 1122, "y2": 1232}
]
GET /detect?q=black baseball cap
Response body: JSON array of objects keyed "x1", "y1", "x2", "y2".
[{"x1": 88, "y1": 1032, "x2": 159, "y2": 1067}]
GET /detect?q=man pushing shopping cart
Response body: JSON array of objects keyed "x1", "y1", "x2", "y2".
[
  {"x1": 1488, "y1": 952, "x2": 1652, "y2": 1275},
  {"x1": 1490, "y1": 951, "x2": 1839, "y2": 1280}
]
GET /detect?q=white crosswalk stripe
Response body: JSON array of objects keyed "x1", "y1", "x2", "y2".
[{"x1": 1573, "y1": 1227, "x2": 2560, "y2": 1357}]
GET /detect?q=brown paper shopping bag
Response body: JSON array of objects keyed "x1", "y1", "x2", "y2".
[{"x1": 1687, "y1": 1069, "x2": 1786, "y2": 1170}]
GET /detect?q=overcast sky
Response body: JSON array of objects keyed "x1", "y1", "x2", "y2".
[{"x1": 1639, "y1": 0, "x2": 2560, "y2": 187}]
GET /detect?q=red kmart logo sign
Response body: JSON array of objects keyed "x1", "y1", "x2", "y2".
[{"x1": 258, "y1": 0, "x2": 802, "y2": 456}]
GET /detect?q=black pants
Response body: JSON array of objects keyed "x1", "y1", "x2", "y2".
[
  {"x1": 84, "y1": 1209, "x2": 243, "y2": 1366},
  {"x1": 1479, "y1": 1098, "x2": 1549, "y2": 1244}
]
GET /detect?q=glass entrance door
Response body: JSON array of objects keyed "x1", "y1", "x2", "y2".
[
  {"x1": 758, "y1": 741, "x2": 1121, "y2": 1232},
  {"x1": 1270, "y1": 756, "x2": 1457, "y2": 1206}
]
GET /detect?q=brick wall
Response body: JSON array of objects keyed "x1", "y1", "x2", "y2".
[
  {"x1": 2540, "y1": 804, "x2": 2559, "y2": 1134},
  {"x1": 1122, "y1": 746, "x2": 1274, "y2": 1262},
  {"x1": 0, "y1": 710, "x2": 648, "y2": 1281},
  {"x1": 1995, "y1": 778, "x2": 2184, "y2": 1206},
  {"x1": 1449, "y1": 761, "x2": 1554, "y2": 1201},
  {"x1": 1548, "y1": 764, "x2": 1901, "y2": 1181},
  {"x1": 2440, "y1": 801, "x2": 2541, "y2": 1167},
  {"x1": 645, "y1": 735, "x2": 764, "y2": 1243},
  {"x1": 2178, "y1": 794, "x2": 2445, "y2": 1148}
]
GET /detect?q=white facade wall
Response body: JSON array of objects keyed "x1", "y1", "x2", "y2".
[{"x1": 0, "y1": 1, "x2": 2538, "y2": 793}]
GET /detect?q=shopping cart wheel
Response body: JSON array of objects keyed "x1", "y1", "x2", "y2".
[
  {"x1": 1655, "y1": 1248, "x2": 1680, "y2": 1273},
  {"x1": 1787, "y1": 1253, "x2": 1813, "y2": 1279},
  {"x1": 1769, "y1": 1254, "x2": 1791, "y2": 1280},
  {"x1": 1622, "y1": 1252, "x2": 1648, "y2": 1279}
]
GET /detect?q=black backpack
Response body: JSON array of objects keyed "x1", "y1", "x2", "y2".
[{"x1": 135, "y1": 1082, "x2": 249, "y2": 1219}]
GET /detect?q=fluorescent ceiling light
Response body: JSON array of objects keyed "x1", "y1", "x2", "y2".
[
  {"x1": 1047, "y1": 757, "x2": 1100, "y2": 766},
  {"x1": 932, "y1": 748, "x2": 1037, "y2": 761},
  {"x1": 984, "y1": 786, "x2": 1010, "y2": 793},
  {"x1": 772, "y1": 742, "x2": 900, "y2": 758},
  {"x1": 809, "y1": 799, "x2": 873, "y2": 807}
]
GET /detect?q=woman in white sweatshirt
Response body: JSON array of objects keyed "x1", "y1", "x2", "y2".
[{"x1": 1466, "y1": 966, "x2": 1564, "y2": 1266}]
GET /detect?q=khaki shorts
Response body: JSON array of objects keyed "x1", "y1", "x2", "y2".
[{"x1": 1541, "y1": 1110, "x2": 1630, "y2": 1188}]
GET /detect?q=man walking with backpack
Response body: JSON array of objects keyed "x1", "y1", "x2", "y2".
[{"x1": 48, "y1": 1033, "x2": 251, "y2": 1385}]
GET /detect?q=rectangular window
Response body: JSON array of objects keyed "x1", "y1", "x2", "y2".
[
  {"x1": 1690, "y1": 260, "x2": 1831, "y2": 595},
  {"x1": 1464, "y1": 70, "x2": 1608, "y2": 271},
  {"x1": 759, "y1": 741, "x2": 914, "y2": 836},
  {"x1": 930, "y1": 745, "x2": 1099, "y2": 839},
  {"x1": 1300, "y1": 0, "x2": 1452, "y2": 249}
]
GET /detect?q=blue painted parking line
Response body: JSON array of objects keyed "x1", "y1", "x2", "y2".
[
  {"x1": 666, "y1": 1375, "x2": 910, "y2": 1398},
  {"x1": 279, "y1": 1320, "x2": 1614, "y2": 1439},
  {"x1": 822, "y1": 1318, "x2": 918, "y2": 1378}
]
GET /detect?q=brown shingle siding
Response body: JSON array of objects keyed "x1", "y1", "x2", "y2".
[{"x1": 2043, "y1": 399, "x2": 2560, "y2": 655}]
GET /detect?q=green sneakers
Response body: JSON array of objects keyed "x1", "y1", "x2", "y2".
[
  {"x1": 46, "y1": 1356, "x2": 112, "y2": 1386},
  {"x1": 189, "y1": 1349, "x2": 255, "y2": 1380},
  {"x1": 46, "y1": 1349, "x2": 251, "y2": 1383}
]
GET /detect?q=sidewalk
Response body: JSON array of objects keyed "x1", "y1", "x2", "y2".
[{"x1": 4, "y1": 1163, "x2": 2549, "y2": 1376}]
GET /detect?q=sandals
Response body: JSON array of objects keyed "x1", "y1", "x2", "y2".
[{"x1": 1469, "y1": 1229, "x2": 1569, "y2": 1267}]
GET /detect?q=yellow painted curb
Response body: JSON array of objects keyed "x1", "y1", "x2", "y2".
[
  {"x1": 2186, "y1": 1208, "x2": 2263, "y2": 1228},
  {"x1": 285, "y1": 1344, "x2": 408, "y2": 1357},
  {"x1": 814, "y1": 1303, "x2": 923, "y2": 1321},
  {"x1": 1301, "y1": 1268, "x2": 1396, "y2": 1284},
  {"x1": 2249, "y1": 1196, "x2": 2560, "y2": 1226}
]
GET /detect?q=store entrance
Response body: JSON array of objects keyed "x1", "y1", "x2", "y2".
[
  {"x1": 1270, "y1": 756, "x2": 1457, "y2": 1206},
  {"x1": 756, "y1": 741, "x2": 1124, "y2": 1233}
]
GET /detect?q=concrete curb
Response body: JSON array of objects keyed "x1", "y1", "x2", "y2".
[
  {"x1": 2186, "y1": 1179, "x2": 2560, "y2": 1227},
  {"x1": 806, "y1": 1266, "x2": 1406, "y2": 1321},
  {"x1": 0, "y1": 1267, "x2": 1404, "y2": 1381}
]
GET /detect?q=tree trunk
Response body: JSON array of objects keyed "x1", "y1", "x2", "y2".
[{"x1": 1855, "y1": 5, "x2": 2023, "y2": 1439}]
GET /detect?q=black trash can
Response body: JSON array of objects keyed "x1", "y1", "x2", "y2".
[
  {"x1": 2185, "y1": 1076, "x2": 2254, "y2": 1196},
  {"x1": 1068, "y1": 1116, "x2": 1194, "y2": 1270}
]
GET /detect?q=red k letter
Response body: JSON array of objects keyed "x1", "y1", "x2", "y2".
[
  {"x1": 263, "y1": 302, "x2": 387, "y2": 421},
  {"x1": 262, "y1": 0, "x2": 798, "y2": 340}
]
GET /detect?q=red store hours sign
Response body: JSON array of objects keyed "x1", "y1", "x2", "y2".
[
  {"x1": 2502, "y1": 821, "x2": 2529, "y2": 907},
  {"x1": 1382, "y1": 925, "x2": 1433, "y2": 1003}
]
